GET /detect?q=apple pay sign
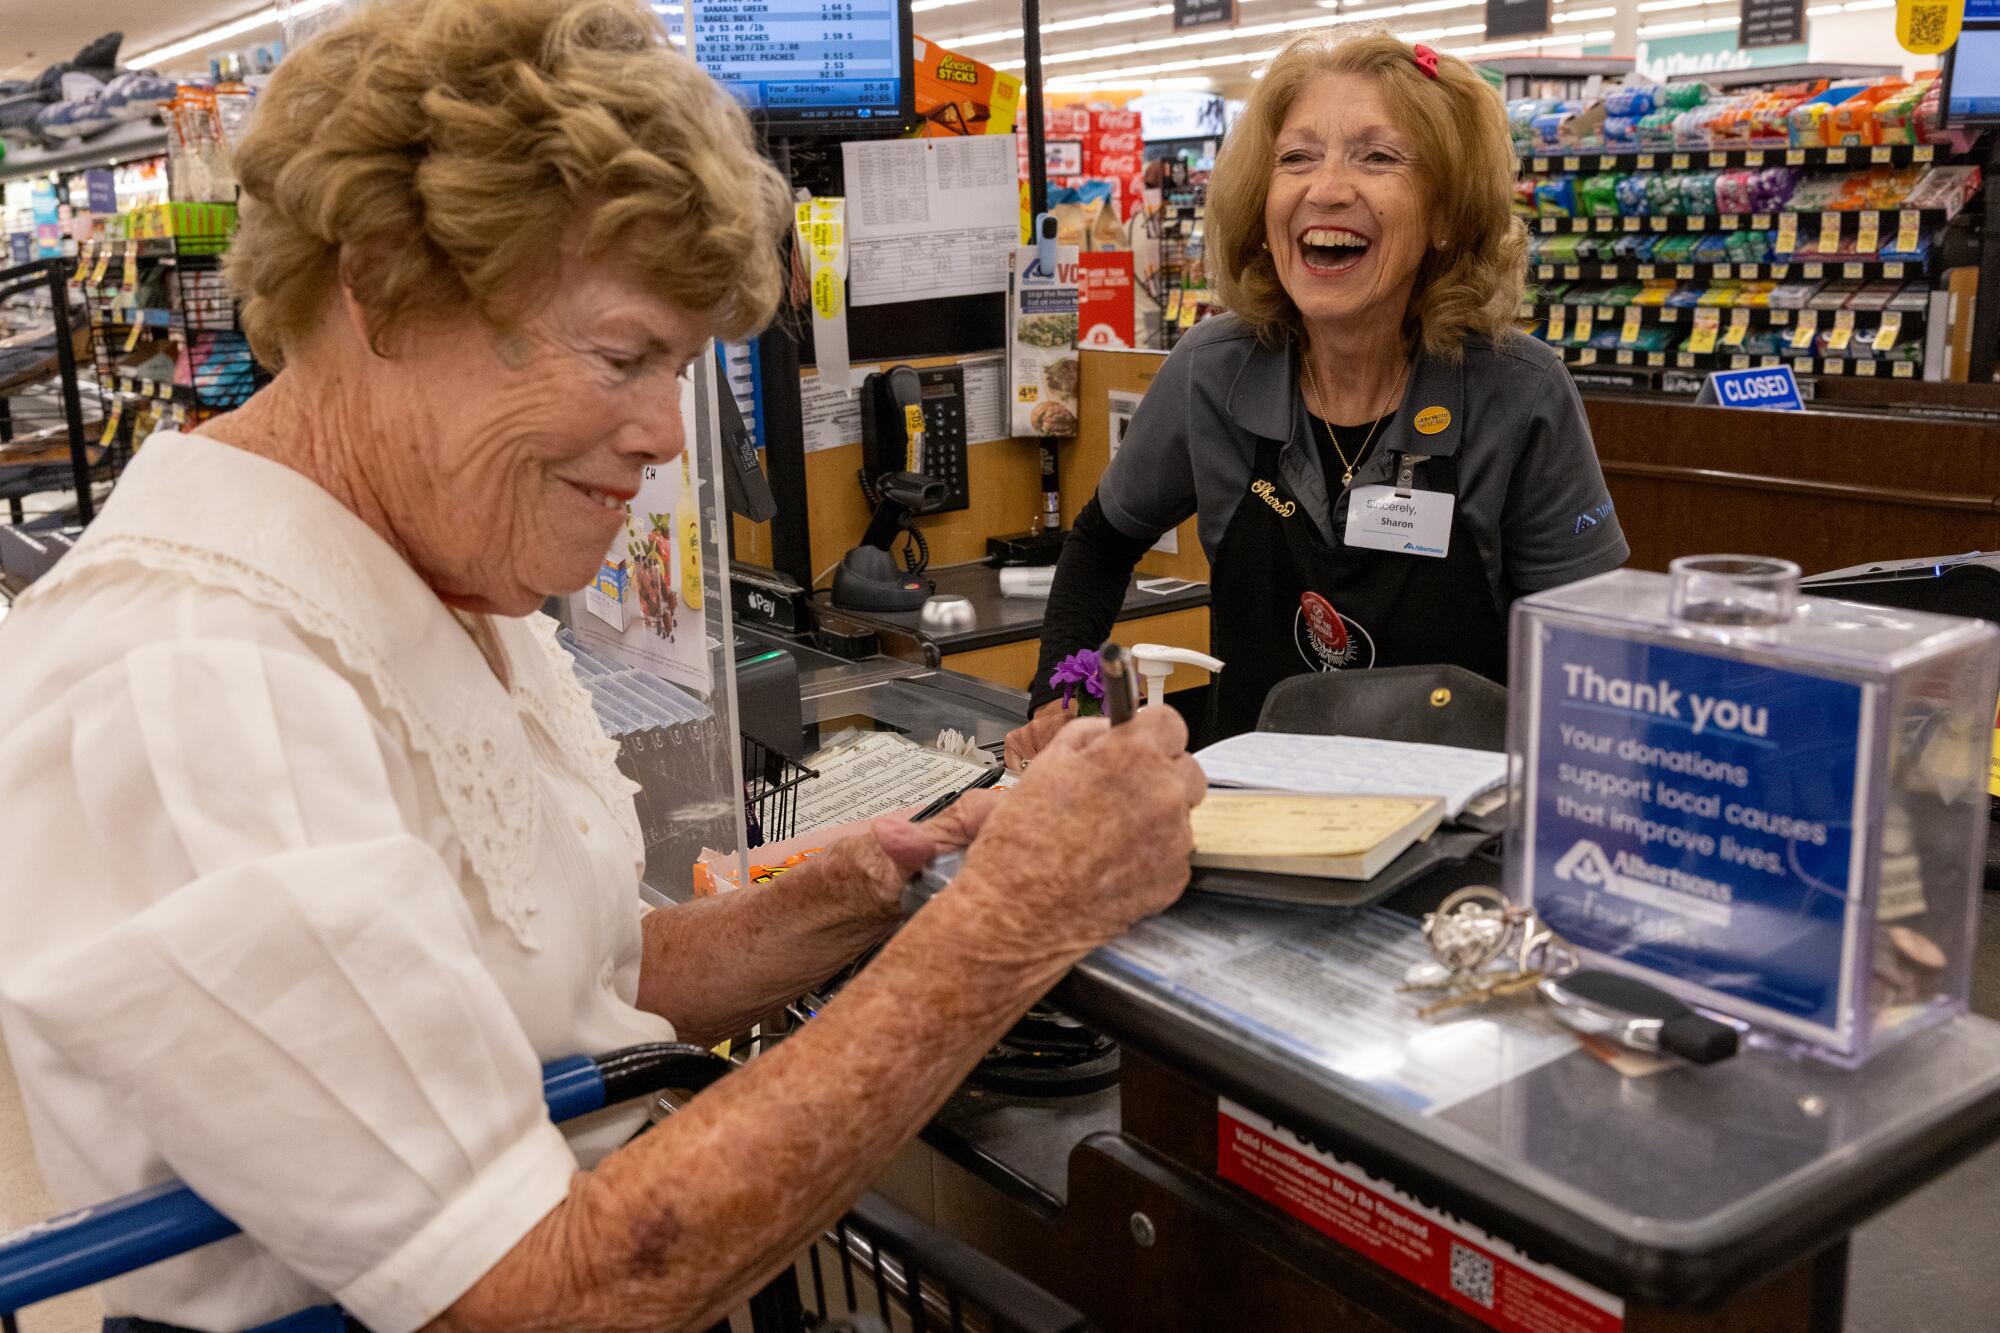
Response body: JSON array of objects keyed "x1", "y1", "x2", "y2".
[{"x1": 1343, "y1": 485, "x2": 1452, "y2": 558}]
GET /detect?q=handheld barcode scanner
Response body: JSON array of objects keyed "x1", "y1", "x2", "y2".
[
  {"x1": 1538, "y1": 969, "x2": 1740, "y2": 1065},
  {"x1": 1034, "y1": 211, "x2": 1060, "y2": 276}
]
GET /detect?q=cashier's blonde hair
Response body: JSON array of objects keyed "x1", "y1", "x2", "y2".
[
  {"x1": 1206, "y1": 31, "x2": 1527, "y2": 359},
  {"x1": 226, "y1": 0, "x2": 792, "y2": 367}
]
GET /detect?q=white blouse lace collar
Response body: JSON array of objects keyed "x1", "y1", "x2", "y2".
[{"x1": 21, "y1": 430, "x2": 640, "y2": 946}]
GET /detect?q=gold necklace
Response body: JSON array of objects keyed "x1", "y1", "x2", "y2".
[{"x1": 1302, "y1": 352, "x2": 1409, "y2": 489}]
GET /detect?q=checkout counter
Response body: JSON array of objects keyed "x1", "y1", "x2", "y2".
[{"x1": 734, "y1": 629, "x2": 2000, "y2": 1333}]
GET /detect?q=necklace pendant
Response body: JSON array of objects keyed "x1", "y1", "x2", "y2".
[{"x1": 1342, "y1": 468, "x2": 1354, "y2": 487}]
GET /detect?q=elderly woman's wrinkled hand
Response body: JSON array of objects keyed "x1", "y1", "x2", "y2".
[{"x1": 953, "y1": 708, "x2": 1204, "y2": 962}]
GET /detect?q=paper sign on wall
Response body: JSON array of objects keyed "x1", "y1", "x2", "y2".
[{"x1": 1078, "y1": 251, "x2": 1136, "y2": 349}]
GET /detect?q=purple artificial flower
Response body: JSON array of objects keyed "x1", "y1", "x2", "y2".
[{"x1": 1048, "y1": 649, "x2": 1105, "y2": 710}]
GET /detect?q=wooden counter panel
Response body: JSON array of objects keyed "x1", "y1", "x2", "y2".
[{"x1": 1582, "y1": 397, "x2": 2000, "y2": 574}]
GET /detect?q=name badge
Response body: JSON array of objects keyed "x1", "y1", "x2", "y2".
[{"x1": 1344, "y1": 485, "x2": 1452, "y2": 559}]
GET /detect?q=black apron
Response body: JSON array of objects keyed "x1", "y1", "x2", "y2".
[{"x1": 1203, "y1": 435, "x2": 1507, "y2": 744}]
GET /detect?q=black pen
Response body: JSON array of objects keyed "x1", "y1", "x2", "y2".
[
  {"x1": 1099, "y1": 640, "x2": 1137, "y2": 726},
  {"x1": 913, "y1": 763, "x2": 1004, "y2": 822}
]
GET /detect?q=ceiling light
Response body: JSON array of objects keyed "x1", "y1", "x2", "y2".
[
  {"x1": 910, "y1": 0, "x2": 979, "y2": 11},
  {"x1": 1554, "y1": 6, "x2": 1621, "y2": 20},
  {"x1": 1635, "y1": 16, "x2": 1712, "y2": 32},
  {"x1": 951, "y1": 4, "x2": 1173, "y2": 50},
  {"x1": 129, "y1": 0, "x2": 341, "y2": 69},
  {"x1": 1636, "y1": 0, "x2": 1717, "y2": 10}
]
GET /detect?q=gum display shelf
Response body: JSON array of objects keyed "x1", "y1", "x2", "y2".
[
  {"x1": 1531, "y1": 203, "x2": 1959, "y2": 235},
  {"x1": 1525, "y1": 303, "x2": 1928, "y2": 326},
  {"x1": 1518, "y1": 143, "x2": 1943, "y2": 174},
  {"x1": 1554, "y1": 344, "x2": 1921, "y2": 377}
]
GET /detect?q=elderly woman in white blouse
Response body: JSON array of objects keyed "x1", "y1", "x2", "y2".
[{"x1": 0, "y1": 2, "x2": 1204, "y2": 1330}]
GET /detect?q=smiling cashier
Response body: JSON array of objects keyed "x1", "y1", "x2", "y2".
[{"x1": 1006, "y1": 32, "x2": 1629, "y2": 768}]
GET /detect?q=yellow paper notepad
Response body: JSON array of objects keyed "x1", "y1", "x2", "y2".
[{"x1": 1191, "y1": 793, "x2": 1446, "y2": 881}]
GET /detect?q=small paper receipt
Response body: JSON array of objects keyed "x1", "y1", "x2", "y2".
[{"x1": 1344, "y1": 485, "x2": 1452, "y2": 558}]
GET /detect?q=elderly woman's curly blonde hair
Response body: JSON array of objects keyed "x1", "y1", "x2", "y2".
[
  {"x1": 227, "y1": 0, "x2": 792, "y2": 367},
  {"x1": 1206, "y1": 30, "x2": 1527, "y2": 359}
]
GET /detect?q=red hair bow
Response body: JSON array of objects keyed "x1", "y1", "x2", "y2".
[{"x1": 1412, "y1": 44, "x2": 1439, "y2": 79}]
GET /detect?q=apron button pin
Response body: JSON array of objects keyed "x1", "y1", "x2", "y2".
[{"x1": 1430, "y1": 688, "x2": 1452, "y2": 708}]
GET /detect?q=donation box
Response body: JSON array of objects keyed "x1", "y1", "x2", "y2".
[{"x1": 1506, "y1": 556, "x2": 2000, "y2": 1066}]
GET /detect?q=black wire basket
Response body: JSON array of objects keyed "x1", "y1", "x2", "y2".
[{"x1": 742, "y1": 734, "x2": 815, "y2": 849}]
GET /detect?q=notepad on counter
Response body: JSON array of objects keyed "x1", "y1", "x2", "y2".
[
  {"x1": 1191, "y1": 793, "x2": 1445, "y2": 881},
  {"x1": 1193, "y1": 732, "x2": 1508, "y2": 819}
]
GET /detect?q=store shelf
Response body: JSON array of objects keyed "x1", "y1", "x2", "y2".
[
  {"x1": 1554, "y1": 344, "x2": 1920, "y2": 378},
  {"x1": 1533, "y1": 258, "x2": 1924, "y2": 282},
  {"x1": 1518, "y1": 143, "x2": 1940, "y2": 175},
  {"x1": 1531, "y1": 205, "x2": 1955, "y2": 235},
  {"x1": 1527, "y1": 302, "x2": 1921, "y2": 326}
]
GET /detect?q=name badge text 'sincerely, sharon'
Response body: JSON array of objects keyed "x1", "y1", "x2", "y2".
[{"x1": 1343, "y1": 485, "x2": 1452, "y2": 558}]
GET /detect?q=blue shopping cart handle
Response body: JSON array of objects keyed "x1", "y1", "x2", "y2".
[{"x1": 0, "y1": 1042, "x2": 729, "y2": 1314}]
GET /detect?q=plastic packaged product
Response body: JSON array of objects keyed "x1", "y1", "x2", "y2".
[
  {"x1": 1692, "y1": 232, "x2": 1735, "y2": 262},
  {"x1": 1660, "y1": 81, "x2": 1709, "y2": 111},
  {"x1": 1886, "y1": 281, "x2": 1931, "y2": 313},
  {"x1": 1768, "y1": 279, "x2": 1821, "y2": 308},
  {"x1": 1632, "y1": 280, "x2": 1677, "y2": 305},
  {"x1": 1832, "y1": 80, "x2": 1906, "y2": 147},
  {"x1": 1574, "y1": 235, "x2": 1610, "y2": 261},
  {"x1": 1600, "y1": 116, "x2": 1638, "y2": 149},
  {"x1": 1735, "y1": 280, "x2": 1778, "y2": 307},
  {"x1": 1514, "y1": 177, "x2": 1539, "y2": 217},
  {"x1": 1628, "y1": 324, "x2": 1675, "y2": 353},
  {"x1": 1536, "y1": 176, "x2": 1579, "y2": 217},
  {"x1": 1664, "y1": 282, "x2": 1703, "y2": 307},
  {"x1": 1542, "y1": 233, "x2": 1584, "y2": 263},
  {"x1": 1674, "y1": 105, "x2": 1719, "y2": 147},
  {"x1": 1713, "y1": 169, "x2": 1754, "y2": 214},
  {"x1": 1788, "y1": 85, "x2": 1864, "y2": 146},
  {"x1": 1508, "y1": 98, "x2": 1547, "y2": 150},
  {"x1": 1611, "y1": 233, "x2": 1648, "y2": 260},
  {"x1": 1726, "y1": 229, "x2": 1771, "y2": 264},
  {"x1": 1636, "y1": 108, "x2": 1681, "y2": 147},
  {"x1": 1680, "y1": 172, "x2": 1721, "y2": 213},
  {"x1": 1645, "y1": 173, "x2": 1684, "y2": 214},
  {"x1": 1808, "y1": 277, "x2": 1864, "y2": 310},
  {"x1": 1697, "y1": 281, "x2": 1744, "y2": 306},
  {"x1": 1615, "y1": 174, "x2": 1653, "y2": 216},
  {"x1": 1905, "y1": 164, "x2": 1981, "y2": 213},
  {"x1": 1602, "y1": 85, "x2": 1659, "y2": 119},
  {"x1": 1786, "y1": 174, "x2": 1846, "y2": 211},
  {"x1": 1747, "y1": 166, "x2": 1801, "y2": 212},
  {"x1": 1580, "y1": 173, "x2": 1624, "y2": 217}
]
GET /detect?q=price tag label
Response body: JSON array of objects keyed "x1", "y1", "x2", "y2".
[
  {"x1": 1649, "y1": 352, "x2": 1666, "y2": 366},
  {"x1": 1721, "y1": 214, "x2": 1740, "y2": 231},
  {"x1": 1894, "y1": 360, "x2": 1915, "y2": 378},
  {"x1": 1826, "y1": 309, "x2": 1857, "y2": 352},
  {"x1": 1886, "y1": 261, "x2": 1906, "y2": 279},
  {"x1": 1617, "y1": 349, "x2": 1635, "y2": 365},
  {"x1": 1731, "y1": 354, "x2": 1751, "y2": 369},
  {"x1": 1564, "y1": 155, "x2": 1582, "y2": 171},
  {"x1": 123, "y1": 316, "x2": 145, "y2": 352},
  {"x1": 1827, "y1": 147, "x2": 1848, "y2": 165},
  {"x1": 1843, "y1": 262, "x2": 1865, "y2": 279},
  {"x1": 1690, "y1": 215, "x2": 1709, "y2": 231},
  {"x1": 1622, "y1": 309, "x2": 1644, "y2": 344},
  {"x1": 1857, "y1": 211, "x2": 1881, "y2": 253},
  {"x1": 1818, "y1": 212, "x2": 1842, "y2": 253},
  {"x1": 1688, "y1": 308, "x2": 1722, "y2": 354},
  {"x1": 1746, "y1": 151, "x2": 1766, "y2": 166},
  {"x1": 1574, "y1": 307, "x2": 1595, "y2": 343},
  {"x1": 1638, "y1": 154, "x2": 1658, "y2": 170},
  {"x1": 1787, "y1": 149, "x2": 1806, "y2": 165},
  {"x1": 1790, "y1": 309, "x2": 1820, "y2": 351},
  {"x1": 1563, "y1": 264, "x2": 1582, "y2": 280},
  {"x1": 1532, "y1": 156, "x2": 1549, "y2": 173},
  {"x1": 70, "y1": 241, "x2": 94, "y2": 285},
  {"x1": 1771, "y1": 263, "x2": 1791, "y2": 278},
  {"x1": 1662, "y1": 308, "x2": 1680, "y2": 323},
  {"x1": 1874, "y1": 310, "x2": 1904, "y2": 352},
  {"x1": 1715, "y1": 263, "x2": 1733, "y2": 278},
  {"x1": 1539, "y1": 218, "x2": 1556, "y2": 234},
  {"x1": 1538, "y1": 265, "x2": 1555, "y2": 279},
  {"x1": 1857, "y1": 359, "x2": 1878, "y2": 377},
  {"x1": 1752, "y1": 212, "x2": 1773, "y2": 230},
  {"x1": 91, "y1": 244, "x2": 111, "y2": 285},
  {"x1": 97, "y1": 400, "x2": 122, "y2": 448},
  {"x1": 1777, "y1": 213, "x2": 1800, "y2": 254},
  {"x1": 1677, "y1": 264, "x2": 1695, "y2": 279},
  {"x1": 1623, "y1": 216, "x2": 1639, "y2": 232},
  {"x1": 1547, "y1": 306, "x2": 1568, "y2": 341},
  {"x1": 1672, "y1": 153, "x2": 1691, "y2": 170},
  {"x1": 1577, "y1": 348, "x2": 1598, "y2": 365},
  {"x1": 1794, "y1": 356, "x2": 1816, "y2": 374},
  {"x1": 1637, "y1": 263, "x2": 1656, "y2": 279},
  {"x1": 1650, "y1": 216, "x2": 1668, "y2": 232},
  {"x1": 1723, "y1": 308, "x2": 1752, "y2": 347},
  {"x1": 1871, "y1": 146, "x2": 1890, "y2": 164},
  {"x1": 1916, "y1": 145, "x2": 1934, "y2": 162},
  {"x1": 1804, "y1": 262, "x2": 1825, "y2": 278},
  {"x1": 120, "y1": 239, "x2": 138, "y2": 293},
  {"x1": 1897, "y1": 209, "x2": 1921, "y2": 252},
  {"x1": 1595, "y1": 217, "x2": 1614, "y2": 233}
]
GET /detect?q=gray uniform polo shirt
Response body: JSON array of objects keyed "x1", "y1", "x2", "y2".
[{"x1": 1096, "y1": 314, "x2": 1630, "y2": 611}]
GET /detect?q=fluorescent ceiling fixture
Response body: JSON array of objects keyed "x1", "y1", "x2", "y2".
[
  {"x1": 1044, "y1": 20, "x2": 1486, "y2": 85},
  {"x1": 129, "y1": 0, "x2": 341, "y2": 68},
  {"x1": 1015, "y1": 0, "x2": 1481, "y2": 70},
  {"x1": 1636, "y1": 16, "x2": 1712, "y2": 32},
  {"x1": 1842, "y1": 0, "x2": 1894, "y2": 9},
  {"x1": 1554, "y1": 6, "x2": 1621, "y2": 21},
  {"x1": 1051, "y1": 76, "x2": 1216, "y2": 92},
  {"x1": 1806, "y1": 2, "x2": 1842, "y2": 10},
  {"x1": 1636, "y1": 0, "x2": 1717, "y2": 10},
  {"x1": 952, "y1": 5, "x2": 1172, "y2": 50}
]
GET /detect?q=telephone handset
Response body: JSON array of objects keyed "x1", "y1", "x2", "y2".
[
  {"x1": 835, "y1": 366, "x2": 950, "y2": 612},
  {"x1": 860, "y1": 365, "x2": 970, "y2": 513}
]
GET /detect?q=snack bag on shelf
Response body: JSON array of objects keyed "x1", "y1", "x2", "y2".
[
  {"x1": 1636, "y1": 107, "x2": 1680, "y2": 148},
  {"x1": 1679, "y1": 172, "x2": 1720, "y2": 214},
  {"x1": 1788, "y1": 85, "x2": 1865, "y2": 147},
  {"x1": 1602, "y1": 117, "x2": 1638, "y2": 149},
  {"x1": 1869, "y1": 73, "x2": 1935, "y2": 145},
  {"x1": 1615, "y1": 174, "x2": 1652, "y2": 216},
  {"x1": 1905, "y1": 164, "x2": 1983, "y2": 215},
  {"x1": 1536, "y1": 177, "x2": 1579, "y2": 217},
  {"x1": 1831, "y1": 80, "x2": 1906, "y2": 147},
  {"x1": 1714, "y1": 169, "x2": 1756, "y2": 214},
  {"x1": 1602, "y1": 85, "x2": 1658, "y2": 119},
  {"x1": 1661, "y1": 82, "x2": 1709, "y2": 111},
  {"x1": 1513, "y1": 176, "x2": 1539, "y2": 219},
  {"x1": 1645, "y1": 173, "x2": 1683, "y2": 214},
  {"x1": 1748, "y1": 166, "x2": 1802, "y2": 212}
]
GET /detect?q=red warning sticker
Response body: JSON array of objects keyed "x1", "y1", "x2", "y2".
[{"x1": 1217, "y1": 1100, "x2": 1623, "y2": 1333}]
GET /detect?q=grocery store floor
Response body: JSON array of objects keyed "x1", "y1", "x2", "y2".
[{"x1": 6, "y1": 902, "x2": 2000, "y2": 1331}]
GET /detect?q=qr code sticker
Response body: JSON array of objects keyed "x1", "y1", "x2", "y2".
[
  {"x1": 1450, "y1": 1242, "x2": 1496, "y2": 1309},
  {"x1": 1909, "y1": 3, "x2": 1946, "y2": 48}
]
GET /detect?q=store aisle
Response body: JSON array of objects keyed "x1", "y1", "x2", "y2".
[{"x1": 0, "y1": 1034, "x2": 99, "y2": 1332}]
